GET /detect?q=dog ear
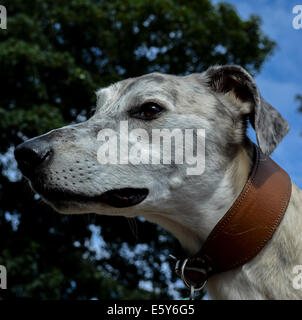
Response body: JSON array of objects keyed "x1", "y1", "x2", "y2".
[{"x1": 204, "y1": 65, "x2": 289, "y2": 156}]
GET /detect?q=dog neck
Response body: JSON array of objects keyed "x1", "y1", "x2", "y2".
[
  {"x1": 206, "y1": 181, "x2": 302, "y2": 300},
  {"x1": 144, "y1": 141, "x2": 255, "y2": 255},
  {"x1": 143, "y1": 141, "x2": 302, "y2": 299}
]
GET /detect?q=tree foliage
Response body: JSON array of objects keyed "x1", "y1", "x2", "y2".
[{"x1": 0, "y1": 0, "x2": 275, "y2": 299}]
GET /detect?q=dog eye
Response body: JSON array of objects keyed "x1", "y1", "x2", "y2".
[{"x1": 130, "y1": 102, "x2": 165, "y2": 120}]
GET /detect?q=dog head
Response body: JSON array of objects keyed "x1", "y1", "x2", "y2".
[{"x1": 14, "y1": 65, "x2": 289, "y2": 225}]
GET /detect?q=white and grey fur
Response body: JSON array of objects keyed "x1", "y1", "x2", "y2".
[{"x1": 23, "y1": 65, "x2": 302, "y2": 299}]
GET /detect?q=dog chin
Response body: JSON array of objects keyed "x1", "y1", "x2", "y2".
[
  {"x1": 44, "y1": 198, "x2": 139, "y2": 217},
  {"x1": 40, "y1": 197, "x2": 88, "y2": 214}
]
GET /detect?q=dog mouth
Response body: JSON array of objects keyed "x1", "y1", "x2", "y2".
[
  {"x1": 96, "y1": 188, "x2": 149, "y2": 208},
  {"x1": 35, "y1": 186, "x2": 149, "y2": 208}
]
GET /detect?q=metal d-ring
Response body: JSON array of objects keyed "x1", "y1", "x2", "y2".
[
  {"x1": 180, "y1": 258, "x2": 208, "y2": 292},
  {"x1": 169, "y1": 254, "x2": 208, "y2": 299}
]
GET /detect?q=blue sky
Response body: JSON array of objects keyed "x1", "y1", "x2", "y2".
[{"x1": 212, "y1": 0, "x2": 302, "y2": 187}]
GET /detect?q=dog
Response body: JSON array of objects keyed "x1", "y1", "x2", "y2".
[{"x1": 14, "y1": 65, "x2": 302, "y2": 299}]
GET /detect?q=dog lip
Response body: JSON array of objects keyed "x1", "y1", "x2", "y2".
[
  {"x1": 34, "y1": 186, "x2": 149, "y2": 208},
  {"x1": 99, "y1": 188, "x2": 149, "y2": 208}
]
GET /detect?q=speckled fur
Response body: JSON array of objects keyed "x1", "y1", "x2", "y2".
[{"x1": 23, "y1": 65, "x2": 302, "y2": 299}]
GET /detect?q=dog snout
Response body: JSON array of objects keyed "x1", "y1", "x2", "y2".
[{"x1": 14, "y1": 137, "x2": 53, "y2": 178}]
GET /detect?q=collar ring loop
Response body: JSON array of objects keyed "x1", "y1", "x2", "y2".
[{"x1": 180, "y1": 258, "x2": 208, "y2": 292}]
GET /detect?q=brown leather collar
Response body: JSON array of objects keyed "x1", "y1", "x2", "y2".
[{"x1": 172, "y1": 145, "x2": 292, "y2": 292}]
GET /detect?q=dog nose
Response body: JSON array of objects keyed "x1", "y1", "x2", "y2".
[{"x1": 14, "y1": 138, "x2": 53, "y2": 178}]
